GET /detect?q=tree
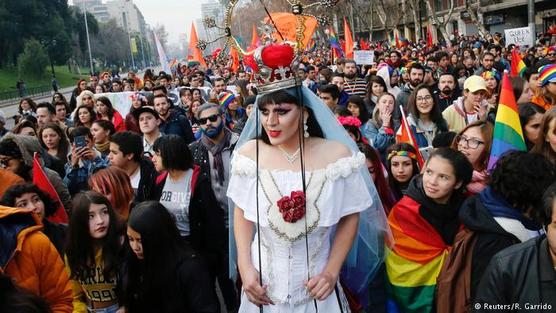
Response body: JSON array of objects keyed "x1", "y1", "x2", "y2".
[
  {"x1": 464, "y1": 0, "x2": 488, "y2": 36},
  {"x1": 90, "y1": 19, "x2": 129, "y2": 67},
  {"x1": 17, "y1": 39, "x2": 49, "y2": 78},
  {"x1": 424, "y1": 0, "x2": 457, "y2": 44}
]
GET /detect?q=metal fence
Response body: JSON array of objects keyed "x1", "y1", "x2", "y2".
[{"x1": 0, "y1": 86, "x2": 52, "y2": 105}]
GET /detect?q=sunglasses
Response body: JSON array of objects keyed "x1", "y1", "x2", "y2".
[{"x1": 199, "y1": 114, "x2": 219, "y2": 125}]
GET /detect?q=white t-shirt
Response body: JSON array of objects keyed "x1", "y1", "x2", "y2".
[
  {"x1": 159, "y1": 170, "x2": 193, "y2": 236},
  {"x1": 129, "y1": 167, "x2": 141, "y2": 191}
]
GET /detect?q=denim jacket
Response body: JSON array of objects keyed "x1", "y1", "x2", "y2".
[{"x1": 64, "y1": 149, "x2": 110, "y2": 195}]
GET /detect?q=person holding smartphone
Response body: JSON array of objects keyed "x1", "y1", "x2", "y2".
[{"x1": 64, "y1": 127, "x2": 110, "y2": 195}]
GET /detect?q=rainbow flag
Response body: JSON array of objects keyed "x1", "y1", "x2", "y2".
[
  {"x1": 329, "y1": 27, "x2": 344, "y2": 58},
  {"x1": 510, "y1": 49, "x2": 527, "y2": 77},
  {"x1": 487, "y1": 72, "x2": 527, "y2": 171},
  {"x1": 386, "y1": 196, "x2": 450, "y2": 313}
]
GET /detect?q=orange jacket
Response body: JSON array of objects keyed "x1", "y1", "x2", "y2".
[{"x1": 0, "y1": 207, "x2": 73, "y2": 313}]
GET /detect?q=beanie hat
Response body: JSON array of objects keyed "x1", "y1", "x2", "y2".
[
  {"x1": 538, "y1": 64, "x2": 556, "y2": 87},
  {"x1": 217, "y1": 92, "x2": 235, "y2": 110}
]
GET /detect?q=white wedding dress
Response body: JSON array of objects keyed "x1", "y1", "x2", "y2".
[{"x1": 227, "y1": 152, "x2": 373, "y2": 313}]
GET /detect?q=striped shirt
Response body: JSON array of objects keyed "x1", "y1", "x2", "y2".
[{"x1": 343, "y1": 78, "x2": 367, "y2": 96}]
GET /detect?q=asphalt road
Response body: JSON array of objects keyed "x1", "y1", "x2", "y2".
[{"x1": 1, "y1": 86, "x2": 75, "y2": 129}]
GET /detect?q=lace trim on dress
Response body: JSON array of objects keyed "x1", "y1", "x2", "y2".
[{"x1": 230, "y1": 151, "x2": 366, "y2": 180}]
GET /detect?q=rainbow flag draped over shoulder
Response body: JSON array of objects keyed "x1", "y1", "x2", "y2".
[
  {"x1": 386, "y1": 197, "x2": 450, "y2": 313},
  {"x1": 487, "y1": 72, "x2": 527, "y2": 171},
  {"x1": 510, "y1": 49, "x2": 527, "y2": 77}
]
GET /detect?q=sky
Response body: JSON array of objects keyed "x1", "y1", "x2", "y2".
[{"x1": 134, "y1": 0, "x2": 203, "y2": 46}]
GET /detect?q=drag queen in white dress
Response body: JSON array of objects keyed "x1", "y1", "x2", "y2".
[{"x1": 226, "y1": 43, "x2": 389, "y2": 313}]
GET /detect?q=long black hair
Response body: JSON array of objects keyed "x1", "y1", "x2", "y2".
[
  {"x1": 386, "y1": 143, "x2": 420, "y2": 201},
  {"x1": 257, "y1": 89, "x2": 324, "y2": 144},
  {"x1": 407, "y1": 84, "x2": 448, "y2": 132},
  {"x1": 65, "y1": 191, "x2": 121, "y2": 281},
  {"x1": 123, "y1": 201, "x2": 192, "y2": 304},
  {"x1": 347, "y1": 95, "x2": 371, "y2": 124}
]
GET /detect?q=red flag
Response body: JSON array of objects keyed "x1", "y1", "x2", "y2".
[
  {"x1": 343, "y1": 17, "x2": 354, "y2": 59},
  {"x1": 230, "y1": 47, "x2": 240, "y2": 72},
  {"x1": 359, "y1": 38, "x2": 370, "y2": 50},
  {"x1": 188, "y1": 23, "x2": 207, "y2": 68},
  {"x1": 395, "y1": 106, "x2": 425, "y2": 168},
  {"x1": 395, "y1": 31, "x2": 401, "y2": 49},
  {"x1": 426, "y1": 25, "x2": 433, "y2": 47},
  {"x1": 33, "y1": 153, "x2": 68, "y2": 224}
]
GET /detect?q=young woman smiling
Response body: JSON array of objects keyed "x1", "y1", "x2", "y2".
[
  {"x1": 407, "y1": 84, "x2": 448, "y2": 159},
  {"x1": 386, "y1": 148, "x2": 473, "y2": 313},
  {"x1": 451, "y1": 120, "x2": 493, "y2": 195}
]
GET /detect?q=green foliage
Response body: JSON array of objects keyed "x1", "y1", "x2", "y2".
[
  {"x1": 0, "y1": 0, "x2": 100, "y2": 68},
  {"x1": 17, "y1": 39, "x2": 49, "y2": 78}
]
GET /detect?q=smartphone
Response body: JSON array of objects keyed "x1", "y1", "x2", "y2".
[{"x1": 74, "y1": 136, "x2": 87, "y2": 149}]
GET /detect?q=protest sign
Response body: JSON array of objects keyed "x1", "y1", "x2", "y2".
[
  {"x1": 354, "y1": 50, "x2": 375, "y2": 65},
  {"x1": 504, "y1": 27, "x2": 534, "y2": 47}
]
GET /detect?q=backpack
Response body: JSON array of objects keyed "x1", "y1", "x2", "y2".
[{"x1": 436, "y1": 227, "x2": 478, "y2": 313}]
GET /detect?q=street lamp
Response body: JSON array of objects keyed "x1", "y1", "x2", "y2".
[{"x1": 84, "y1": 9, "x2": 95, "y2": 74}]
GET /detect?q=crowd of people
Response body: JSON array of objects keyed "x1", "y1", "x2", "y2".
[{"x1": 0, "y1": 30, "x2": 556, "y2": 313}]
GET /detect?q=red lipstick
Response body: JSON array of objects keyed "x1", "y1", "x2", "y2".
[{"x1": 268, "y1": 130, "x2": 281, "y2": 138}]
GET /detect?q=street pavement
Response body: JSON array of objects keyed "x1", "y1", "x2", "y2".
[{"x1": 1, "y1": 86, "x2": 74, "y2": 129}]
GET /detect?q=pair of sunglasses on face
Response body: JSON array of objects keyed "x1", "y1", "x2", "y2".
[{"x1": 198, "y1": 114, "x2": 219, "y2": 125}]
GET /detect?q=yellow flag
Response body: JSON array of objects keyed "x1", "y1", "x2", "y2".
[{"x1": 131, "y1": 38, "x2": 138, "y2": 54}]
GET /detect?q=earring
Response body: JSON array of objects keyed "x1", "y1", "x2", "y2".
[{"x1": 304, "y1": 120, "x2": 309, "y2": 138}]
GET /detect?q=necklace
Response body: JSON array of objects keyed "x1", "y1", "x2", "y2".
[{"x1": 277, "y1": 146, "x2": 301, "y2": 164}]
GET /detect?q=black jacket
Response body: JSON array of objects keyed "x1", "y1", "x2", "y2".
[
  {"x1": 122, "y1": 245, "x2": 219, "y2": 313},
  {"x1": 473, "y1": 235, "x2": 556, "y2": 313},
  {"x1": 134, "y1": 158, "x2": 158, "y2": 203},
  {"x1": 153, "y1": 167, "x2": 226, "y2": 268},
  {"x1": 42, "y1": 219, "x2": 67, "y2": 256},
  {"x1": 188, "y1": 133, "x2": 237, "y2": 188},
  {"x1": 459, "y1": 195, "x2": 520, "y2": 301},
  {"x1": 160, "y1": 109, "x2": 195, "y2": 144}
]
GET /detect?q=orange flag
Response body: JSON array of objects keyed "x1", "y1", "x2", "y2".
[
  {"x1": 188, "y1": 22, "x2": 207, "y2": 68},
  {"x1": 250, "y1": 24, "x2": 261, "y2": 49},
  {"x1": 33, "y1": 153, "x2": 68, "y2": 224},
  {"x1": 230, "y1": 47, "x2": 240, "y2": 72},
  {"x1": 264, "y1": 13, "x2": 317, "y2": 49},
  {"x1": 343, "y1": 17, "x2": 354, "y2": 59},
  {"x1": 395, "y1": 106, "x2": 425, "y2": 168}
]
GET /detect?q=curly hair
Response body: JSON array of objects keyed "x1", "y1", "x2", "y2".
[
  {"x1": 1, "y1": 183, "x2": 58, "y2": 218},
  {"x1": 490, "y1": 151, "x2": 556, "y2": 212}
]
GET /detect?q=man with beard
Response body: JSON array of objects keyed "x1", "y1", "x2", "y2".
[
  {"x1": 474, "y1": 52, "x2": 496, "y2": 77},
  {"x1": 396, "y1": 63, "x2": 425, "y2": 113},
  {"x1": 434, "y1": 73, "x2": 460, "y2": 112},
  {"x1": 343, "y1": 59, "x2": 367, "y2": 96},
  {"x1": 331, "y1": 73, "x2": 349, "y2": 106},
  {"x1": 189, "y1": 103, "x2": 239, "y2": 312},
  {"x1": 153, "y1": 94, "x2": 195, "y2": 144}
]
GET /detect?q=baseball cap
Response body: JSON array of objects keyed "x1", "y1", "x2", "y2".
[
  {"x1": 463, "y1": 75, "x2": 487, "y2": 93},
  {"x1": 132, "y1": 106, "x2": 160, "y2": 120}
]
